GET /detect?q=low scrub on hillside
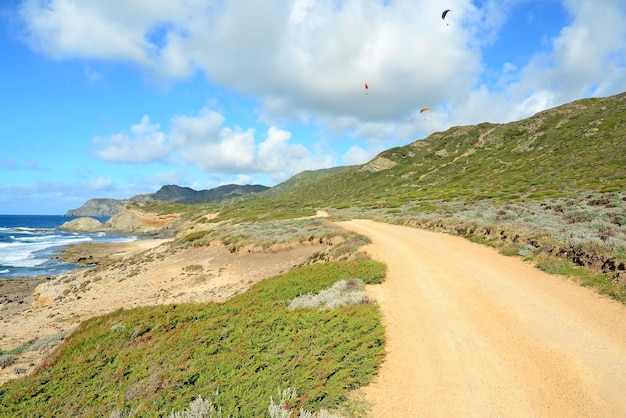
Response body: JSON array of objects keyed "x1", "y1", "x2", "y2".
[
  {"x1": 175, "y1": 218, "x2": 354, "y2": 251},
  {"x1": 365, "y1": 192, "x2": 626, "y2": 303},
  {"x1": 0, "y1": 260, "x2": 386, "y2": 417}
]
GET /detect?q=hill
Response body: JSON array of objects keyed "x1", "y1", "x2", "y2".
[
  {"x1": 152, "y1": 184, "x2": 269, "y2": 204},
  {"x1": 272, "y1": 92, "x2": 625, "y2": 207},
  {"x1": 65, "y1": 184, "x2": 269, "y2": 217}
]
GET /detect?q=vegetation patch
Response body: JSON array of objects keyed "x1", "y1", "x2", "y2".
[
  {"x1": 175, "y1": 218, "x2": 352, "y2": 252},
  {"x1": 0, "y1": 260, "x2": 386, "y2": 417},
  {"x1": 534, "y1": 255, "x2": 626, "y2": 303},
  {"x1": 289, "y1": 279, "x2": 369, "y2": 310}
]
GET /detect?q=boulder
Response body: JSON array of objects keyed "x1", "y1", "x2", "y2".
[{"x1": 59, "y1": 217, "x2": 106, "y2": 232}]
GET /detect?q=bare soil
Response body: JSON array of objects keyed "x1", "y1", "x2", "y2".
[{"x1": 339, "y1": 219, "x2": 626, "y2": 417}]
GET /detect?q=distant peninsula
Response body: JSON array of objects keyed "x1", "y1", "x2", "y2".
[{"x1": 65, "y1": 184, "x2": 269, "y2": 217}]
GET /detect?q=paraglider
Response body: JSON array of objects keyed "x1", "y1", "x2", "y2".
[
  {"x1": 442, "y1": 9, "x2": 451, "y2": 25},
  {"x1": 420, "y1": 107, "x2": 432, "y2": 120},
  {"x1": 364, "y1": 82, "x2": 369, "y2": 95}
]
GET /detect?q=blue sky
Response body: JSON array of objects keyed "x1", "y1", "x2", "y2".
[{"x1": 1, "y1": 0, "x2": 625, "y2": 215}]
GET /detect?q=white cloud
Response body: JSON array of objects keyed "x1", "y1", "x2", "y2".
[
  {"x1": 14, "y1": 1, "x2": 480, "y2": 125},
  {"x1": 343, "y1": 145, "x2": 376, "y2": 166},
  {"x1": 178, "y1": 126, "x2": 257, "y2": 172},
  {"x1": 16, "y1": 0, "x2": 626, "y2": 153},
  {"x1": 84, "y1": 177, "x2": 113, "y2": 191},
  {"x1": 516, "y1": 0, "x2": 626, "y2": 102},
  {"x1": 233, "y1": 174, "x2": 253, "y2": 185},
  {"x1": 94, "y1": 115, "x2": 171, "y2": 163},
  {"x1": 462, "y1": 0, "x2": 626, "y2": 123},
  {"x1": 170, "y1": 109, "x2": 226, "y2": 147},
  {"x1": 93, "y1": 110, "x2": 336, "y2": 180},
  {"x1": 257, "y1": 127, "x2": 297, "y2": 172}
]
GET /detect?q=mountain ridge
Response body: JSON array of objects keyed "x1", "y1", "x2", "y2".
[{"x1": 65, "y1": 183, "x2": 270, "y2": 217}]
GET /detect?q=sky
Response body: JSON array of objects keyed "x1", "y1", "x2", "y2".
[{"x1": 1, "y1": 0, "x2": 625, "y2": 215}]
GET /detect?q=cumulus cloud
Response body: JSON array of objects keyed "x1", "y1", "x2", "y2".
[
  {"x1": 343, "y1": 145, "x2": 377, "y2": 166},
  {"x1": 462, "y1": 0, "x2": 626, "y2": 122},
  {"x1": 93, "y1": 109, "x2": 337, "y2": 180},
  {"x1": 15, "y1": 0, "x2": 626, "y2": 152},
  {"x1": 13, "y1": 1, "x2": 479, "y2": 125},
  {"x1": 94, "y1": 116, "x2": 171, "y2": 163}
]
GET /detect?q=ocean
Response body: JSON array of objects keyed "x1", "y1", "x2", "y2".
[{"x1": 0, "y1": 215, "x2": 137, "y2": 279}]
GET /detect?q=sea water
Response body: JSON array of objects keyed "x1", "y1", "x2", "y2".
[{"x1": 0, "y1": 215, "x2": 136, "y2": 279}]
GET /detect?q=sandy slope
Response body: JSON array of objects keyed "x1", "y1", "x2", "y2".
[{"x1": 339, "y1": 220, "x2": 626, "y2": 417}]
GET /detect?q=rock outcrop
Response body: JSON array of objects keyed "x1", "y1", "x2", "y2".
[
  {"x1": 59, "y1": 209, "x2": 182, "y2": 237},
  {"x1": 65, "y1": 198, "x2": 126, "y2": 217},
  {"x1": 58, "y1": 217, "x2": 106, "y2": 232}
]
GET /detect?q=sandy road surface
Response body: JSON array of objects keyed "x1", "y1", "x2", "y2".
[{"x1": 339, "y1": 220, "x2": 626, "y2": 417}]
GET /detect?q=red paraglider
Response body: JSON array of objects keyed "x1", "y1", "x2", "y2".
[{"x1": 365, "y1": 82, "x2": 369, "y2": 95}]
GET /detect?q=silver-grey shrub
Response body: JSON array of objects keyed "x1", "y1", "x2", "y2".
[
  {"x1": 0, "y1": 354, "x2": 17, "y2": 369},
  {"x1": 29, "y1": 331, "x2": 69, "y2": 352},
  {"x1": 268, "y1": 387, "x2": 343, "y2": 418},
  {"x1": 167, "y1": 396, "x2": 220, "y2": 418},
  {"x1": 288, "y1": 279, "x2": 366, "y2": 310}
]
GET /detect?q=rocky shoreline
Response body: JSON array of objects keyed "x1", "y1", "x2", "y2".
[{"x1": 0, "y1": 241, "x2": 150, "y2": 319}]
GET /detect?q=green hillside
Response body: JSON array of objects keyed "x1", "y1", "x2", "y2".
[{"x1": 271, "y1": 92, "x2": 625, "y2": 208}]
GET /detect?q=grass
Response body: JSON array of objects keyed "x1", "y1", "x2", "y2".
[
  {"x1": 0, "y1": 260, "x2": 386, "y2": 417},
  {"x1": 534, "y1": 254, "x2": 626, "y2": 303}
]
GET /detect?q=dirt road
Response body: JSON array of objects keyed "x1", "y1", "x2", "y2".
[{"x1": 339, "y1": 220, "x2": 626, "y2": 417}]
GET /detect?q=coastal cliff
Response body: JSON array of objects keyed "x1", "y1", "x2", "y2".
[{"x1": 59, "y1": 208, "x2": 182, "y2": 237}]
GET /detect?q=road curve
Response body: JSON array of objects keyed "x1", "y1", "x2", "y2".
[{"x1": 339, "y1": 220, "x2": 626, "y2": 417}]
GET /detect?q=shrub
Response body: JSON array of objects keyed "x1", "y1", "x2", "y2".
[
  {"x1": 0, "y1": 354, "x2": 17, "y2": 369},
  {"x1": 517, "y1": 244, "x2": 536, "y2": 257},
  {"x1": 268, "y1": 387, "x2": 343, "y2": 418},
  {"x1": 288, "y1": 279, "x2": 367, "y2": 310},
  {"x1": 499, "y1": 242, "x2": 524, "y2": 257},
  {"x1": 28, "y1": 331, "x2": 68, "y2": 352},
  {"x1": 168, "y1": 396, "x2": 218, "y2": 418},
  {"x1": 535, "y1": 256, "x2": 572, "y2": 275}
]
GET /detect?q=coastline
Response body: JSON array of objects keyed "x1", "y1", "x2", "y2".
[
  {"x1": 0, "y1": 240, "x2": 159, "y2": 318},
  {"x1": 0, "y1": 236, "x2": 331, "y2": 385}
]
